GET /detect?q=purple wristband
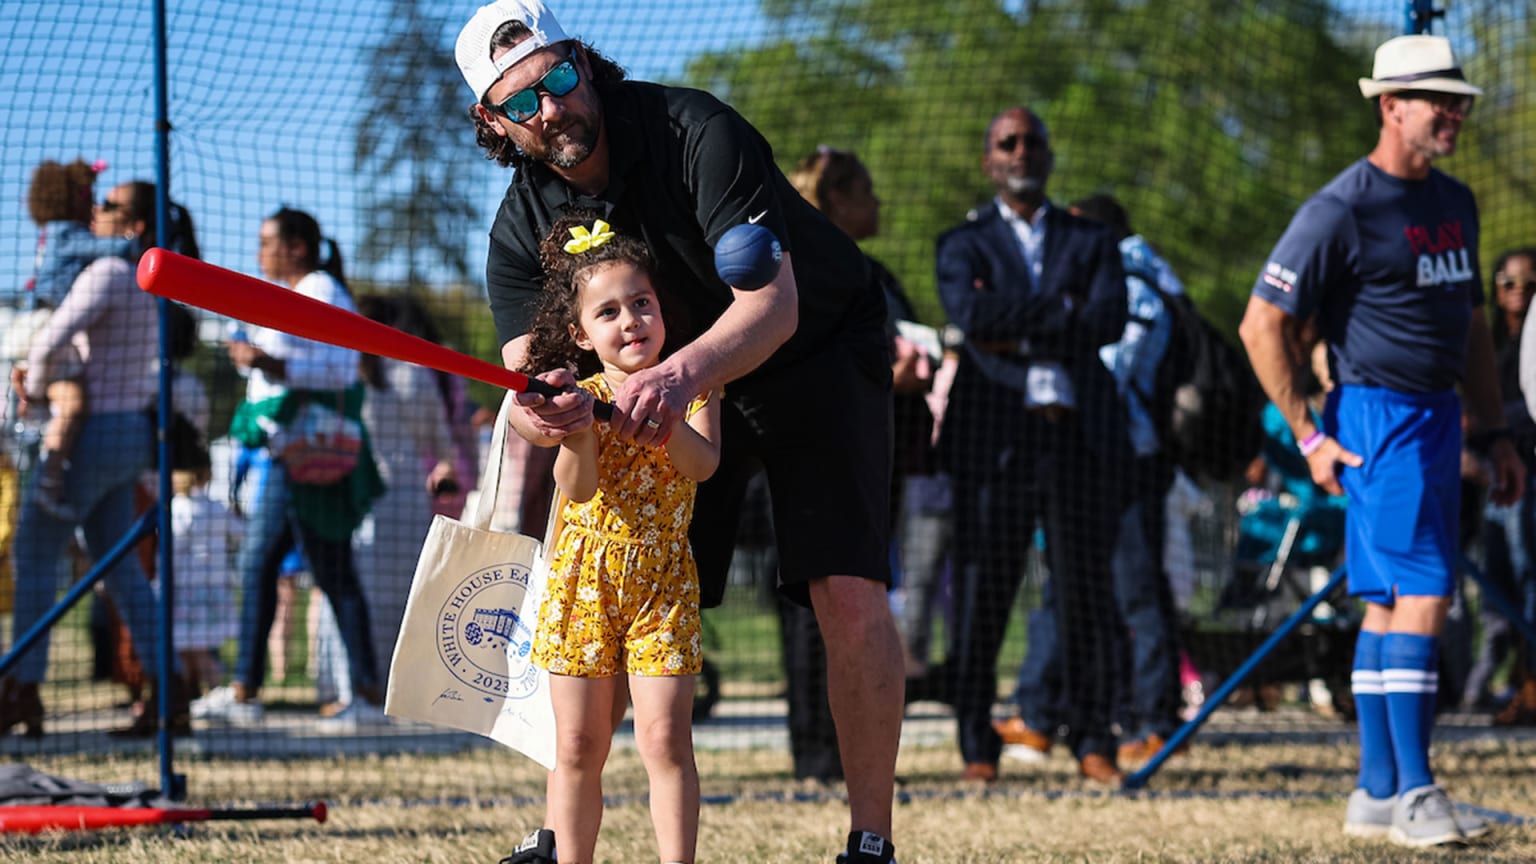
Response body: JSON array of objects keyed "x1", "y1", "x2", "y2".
[{"x1": 1298, "y1": 430, "x2": 1325, "y2": 457}]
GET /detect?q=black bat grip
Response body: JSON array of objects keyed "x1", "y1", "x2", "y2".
[{"x1": 521, "y1": 376, "x2": 615, "y2": 422}]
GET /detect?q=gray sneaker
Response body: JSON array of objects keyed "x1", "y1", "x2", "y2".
[
  {"x1": 1453, "y1": 805, "x2": 1491, "y2": 841},
  {"x1": 1390, "y1": 785, "x2": 1465, "y2": 847},
  {"x1": 1343, "y1": 788, "x2": 1393, "y2": 838}
]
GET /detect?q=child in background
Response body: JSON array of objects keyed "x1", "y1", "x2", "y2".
[
  {"x1": 169, "y1": 453, "x2": 244, "y2": 696},
  {"x1": 20, "y1": 159, "x2": 130, "y2": 520},
  {"x1": 519, "y1": 213, "x2": 721, "y2": 864},
  {"x1": 26, "y1": 159, "x2": 128, "y2": 308}
]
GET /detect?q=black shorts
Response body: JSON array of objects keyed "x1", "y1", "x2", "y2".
[{"x1": 689, "y1": 340, "x2": 893, "y2": 608}]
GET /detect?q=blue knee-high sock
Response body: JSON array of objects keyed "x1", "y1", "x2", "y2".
[
  {"x1": 1351, "y1": 630, "x2": 1395, "y2": 798},
  {"x1": 1382, "y1": 633, "x2": 1439, "y2": 794}
]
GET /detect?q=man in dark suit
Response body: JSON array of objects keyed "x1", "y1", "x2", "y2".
[{"x1": 935, "y1": 106, "x2": 1131, "y2": 784}]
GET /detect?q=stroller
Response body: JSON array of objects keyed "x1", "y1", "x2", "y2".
[{"x1": 1182, "y1": 406, "x2": 1360, "y2": 714}]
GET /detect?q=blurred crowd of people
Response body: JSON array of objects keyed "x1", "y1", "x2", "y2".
[
  {"x1": 0, "y1": 162, "x2": 487, "y2": 738},
  {"x1": 0, "y1": 32, "x2": 1530, "y2": 857}
]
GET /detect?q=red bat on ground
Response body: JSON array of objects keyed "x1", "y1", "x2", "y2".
[
  {"x1": 136, "y1": 248, "x2": 611, "y2": 420},
  {"x1": 0, "y1": 801, "x2": 327, "y2": 833}
]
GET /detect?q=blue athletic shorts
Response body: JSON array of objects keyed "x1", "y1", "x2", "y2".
[{"x1": 1324, "y1": 384, "x2": 1461, "y2": 604}]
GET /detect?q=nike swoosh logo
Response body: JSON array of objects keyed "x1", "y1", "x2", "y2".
[{"x1": 748, "y1": 210, "x2": 767, "y2": 224}]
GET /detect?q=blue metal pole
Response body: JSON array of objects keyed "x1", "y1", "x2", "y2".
[
  {"x1": 150, "y1": 0, "x2": 183, "y2": 802},
  {"x1": 1123, "y1": 567, "x2": 1350, "y2": 791},
  {"x1": 0, "y1": 508, "x2": 158, "y2": 678},
  {"x1": 1407, "y1": 0, "x2": 1442, "y2": 34},
  {"x1": 1461, "y1": 556, "x2": 1536, "y2": 656}
]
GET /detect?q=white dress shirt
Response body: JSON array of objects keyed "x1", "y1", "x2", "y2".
[{"x1": 995, "y1": 199, "x2": 1074, "y2": 409}]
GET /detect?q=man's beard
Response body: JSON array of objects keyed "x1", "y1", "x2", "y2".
[
  {"x1": 544, "y1": 119, "x2": 600, "y2": 169},
  {"x1": 1004, "y1": 175, "x2": 1044, "y2": 197}
]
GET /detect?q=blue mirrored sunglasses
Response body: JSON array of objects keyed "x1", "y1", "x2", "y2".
[{"x1": 495, "y1": 59, "x2": 580, "y2": 124}]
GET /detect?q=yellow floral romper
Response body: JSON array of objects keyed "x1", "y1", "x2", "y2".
[{"x1": 531, "y1": 374, "x2": 707, "y2": 678}]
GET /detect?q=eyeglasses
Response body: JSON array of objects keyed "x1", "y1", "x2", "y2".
[
  {"x1": 995, "y1": 132, "x2": 1048, "y2": 153},
  {"x1": 97, "y1": 198, "x2": 124, "y2": 213},
  {"x1": 1496, "y1": 277, "x2": 1536, "y2": 292},
  {"x1": 1395, "y1": 90, "x2": 1475, "y2": 117},
  {"x1": 493, "y1": 59, "x2": 580, "y2": 124}
]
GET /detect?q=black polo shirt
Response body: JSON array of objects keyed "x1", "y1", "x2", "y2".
[{"x1": 484, "y1": 79, "x2": 885, "y2": 380}]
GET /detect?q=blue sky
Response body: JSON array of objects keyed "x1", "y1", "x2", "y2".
[
  {"x1": 0, "y1": 0, "x2": 1449, "y2": 303},
  {"x1": 0, "y1": 0, "x2": 775, "y2": 298}
]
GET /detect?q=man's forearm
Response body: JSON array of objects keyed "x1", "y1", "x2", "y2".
[
  {"x1": 1239, "y1": 297, "x2": 1312, "y2": 439},
  {"x1": 668, "y1": 287, "x2": 795, "y2": 394},
  {"x1": 665, "y1": 250, "x2": 800, "y2": 396}
]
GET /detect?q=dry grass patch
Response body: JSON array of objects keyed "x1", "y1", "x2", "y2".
[{"x1": 0, "y1": 736, "x2": 1531, "y2": 862}]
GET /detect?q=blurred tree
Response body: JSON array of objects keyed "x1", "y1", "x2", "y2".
[
  {"x1": 685, "y1": 0, "x2": 1384, "y2": 332},
  {"x1": 355, "y1": 0, "x2": 479, "y2": 287},
  {"x1": 1450, "y1": 3, "x2": 1536, "y2": 301}
]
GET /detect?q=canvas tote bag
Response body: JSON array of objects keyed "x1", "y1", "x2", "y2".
[{"x1": 385, "y1": 392, "x2": 560, "y2": 769}]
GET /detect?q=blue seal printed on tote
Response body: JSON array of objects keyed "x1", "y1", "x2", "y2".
[{"x1": 436, "y1": 561, "x2": 542, "y2": 702}]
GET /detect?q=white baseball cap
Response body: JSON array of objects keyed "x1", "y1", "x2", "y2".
[
  {"x1": 1358, "y1": 35, "x2": 1482, "y2": 99},
  {"x1": 456, "y1": 0, "x2": 571, "y2": 104}
]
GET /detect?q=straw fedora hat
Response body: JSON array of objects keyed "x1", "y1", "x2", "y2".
[{"x1": 1359, "y1": 35, "x2": 1482, "y2": 98}]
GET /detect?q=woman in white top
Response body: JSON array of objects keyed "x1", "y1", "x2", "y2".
[
  {"x1": 192, "y1": 208, "x2": 381, "y2": 726},
  {"x1": 3, "y1": 180, "x2": 189, "y2": 737},
  {"x1": 313, "y1": 294, "x2": 457, "y2": 716}
]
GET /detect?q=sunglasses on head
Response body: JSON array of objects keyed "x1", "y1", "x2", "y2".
[
  {"x1": 995, "y1": 132, "x2": 1047, "y2": 153},
  {"x1": 493, "y1": 58, "x2": 580, "y2": 124}
]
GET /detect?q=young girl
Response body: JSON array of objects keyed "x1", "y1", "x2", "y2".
[
  {"x1": 521, "y1": 213, "x2": 721, "y2": 864},
  {"x1": 169, "y1": 452, "x2": 244, "y2": 696}
]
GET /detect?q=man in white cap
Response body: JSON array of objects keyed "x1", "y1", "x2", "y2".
[
  {"x1": 455, "y1": 3, "x2": 903, "y2": 864},
  {"x1": 1240, "y1": 34, "x2": 1522, "y2": 847}
]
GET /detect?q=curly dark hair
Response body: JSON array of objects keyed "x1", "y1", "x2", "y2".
[
  {"x1": 520, "y1": 209, "x2": 655, "y2": 379},
  {"x1": 468, "y1": 26, "x2": 628, "y2": 170},
  {"x1": 1489, "y1": 246, "x2": 1536, "y2": 351},
  {"x1": 28, "y1": 159, "x2": 99, "y2": 224}
]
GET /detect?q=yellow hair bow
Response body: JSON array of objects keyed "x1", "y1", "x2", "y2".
[{"x1": 564, "y1": 219, "x2": 615, "y2": 254}]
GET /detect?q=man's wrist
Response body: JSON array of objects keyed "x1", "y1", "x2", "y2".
[{"x1": 1297, "y1": 429, "x2": 1326, "y2": 457}]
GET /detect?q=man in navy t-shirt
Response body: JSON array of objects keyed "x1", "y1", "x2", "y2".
[{"x1": 1240, "y1": 35, "x2": 1523, "y2": 848}]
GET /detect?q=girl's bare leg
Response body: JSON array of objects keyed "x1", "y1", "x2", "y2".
[
  {"x1": 547, "y1": 674, "x2": 620, "y2": 864},
  {"x1": 629, "y1": 673, "x2": 698, "y2": 864}
]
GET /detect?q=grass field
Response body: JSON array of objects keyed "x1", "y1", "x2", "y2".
[
  {"x1": 6, "y1": 554, "x2": 1528, "y2": 860},
  {"x1": 2, "y1": 713, "x2": 1533, "y2": 863}
]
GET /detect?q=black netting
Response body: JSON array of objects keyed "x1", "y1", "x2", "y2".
[{"x1": 0, "y1": 0, "x2": 1531, "y2": 811}]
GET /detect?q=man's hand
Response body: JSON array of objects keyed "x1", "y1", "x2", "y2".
[
  {"x1": 611, "y1": 359, "x2": 692, "y2": 448},
  {"x1": 1488, "y1": 436, "x2": 1526, "y2": 507},
  {"x1": 514, "y1": 368, "x2": 594, "y2": 440},
  {"x1": 1304, "y1": 436, "x2": 1363, "y2": 496},
  {"x1": 891, "y1": 336, "x2": 933, "y2": 394}
]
